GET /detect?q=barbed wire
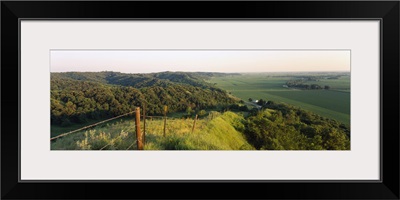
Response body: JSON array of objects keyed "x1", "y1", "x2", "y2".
[
  {"x1": 51, "y1": 109, "x2": 205, "y2": 142},
  {"x1": 99, "y1": 143, "x2": 111, "y2": 150},
  {"x1": 142, "y1": 115, "x2": 200, "y2": 120},
  {"x1": 99, "y1": 133, "x2": 134, "y2": 150},
  {"x1": 50, "y1": 110, "x2": 136, "y2": 141},
  {"x1": 126, "y1": 142, "x2": 136, "y2": 150}
]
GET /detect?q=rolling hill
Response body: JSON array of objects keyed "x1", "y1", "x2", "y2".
[{"x1": 51, "y1": 71, "x2": 238, "y2": 126}]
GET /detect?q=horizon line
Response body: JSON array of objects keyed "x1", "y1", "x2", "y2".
[{"x1": 50, "y1": 70, "x2": 351, "y2": 74}]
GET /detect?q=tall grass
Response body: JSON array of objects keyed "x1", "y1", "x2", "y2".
[
  {"x1": 51, "y1": 112, "x2": 255, "y2": 150},
  {"x1": 51, "y1": 119, "x2": 136, "y2": 150}
]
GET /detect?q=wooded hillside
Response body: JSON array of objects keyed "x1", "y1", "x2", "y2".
[{"x1": 51, "y1": 71, "x2": 237, "y2": 126}]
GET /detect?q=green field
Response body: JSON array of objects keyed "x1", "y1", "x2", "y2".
[
  {"x1": 210, "y1": 74, "x2": 350, "y2": 125},
  {"x1": 307, "y1": 76, "x2": 351, "y2": 91}
]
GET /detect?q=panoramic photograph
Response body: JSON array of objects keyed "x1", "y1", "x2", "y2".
[{"x1": 50, "y1": 50, "x2": 350, "y2": 150}]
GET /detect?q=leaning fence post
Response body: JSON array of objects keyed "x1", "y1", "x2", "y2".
[
  {"x1": 191, "y1": 114, "x2": 198, "y2": 134},
  {"x1": 135, "y1": 107, "x2": 143, "y2": 150},
  {"x1": 163, "y1": 105, "x2": 168, "y2": 137},
  {"x1": 143, "y1": 103, "x2": 146, "y2": 146}
]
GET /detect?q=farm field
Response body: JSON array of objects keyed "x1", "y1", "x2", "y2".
[
  {"x1": 307, "y1": 76, "x2": 351, "y2": 91},
  {"x1": 210, "y1": 74, "x2": 350, "y2": 125}
]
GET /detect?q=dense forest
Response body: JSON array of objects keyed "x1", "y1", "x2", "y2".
[
  {"x1": 244, "y1": 101, "x2": 350, "y2": 150},
  {"x1": 51, "y1": 71, "x2": 237, "y2": 126}
]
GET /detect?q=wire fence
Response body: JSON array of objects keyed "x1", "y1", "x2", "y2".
[
  {"x1": 50, "y1": 110, "x2": 136, "y2": 141},
  {"x1": 100, "y1": 133, "x2": 135, "y2": 151},
  {"x1": 50, "y1": 106, "x2": 203, "y2": 150}
]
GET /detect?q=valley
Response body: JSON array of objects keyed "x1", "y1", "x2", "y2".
[{"x1": 51, "y1": 71, "x2": 350, "y2": 150}]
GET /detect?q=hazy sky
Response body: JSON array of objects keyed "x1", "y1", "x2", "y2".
[{"x1": 50, "y1": 50, "x2": 350, "y2": 73}]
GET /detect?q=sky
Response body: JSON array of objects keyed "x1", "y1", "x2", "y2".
[{"x1": 50, "y1": 50, "x2": 350, "y2": 73}]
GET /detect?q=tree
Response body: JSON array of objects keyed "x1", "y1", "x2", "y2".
[
  {"x1": 239, "y1": 105, "x2": 249, "y2": 111},
  {"x1": 198, "y1": 110, "x2": 207, "y2": 116},
  {"x1": 64, "y1": 101, "x2": 76, "y2": 116},
  {"x1": 248, "y1": 98, "x2": 253, "y2": 102},
  {"x1": 310, "y1": 84, "x2": 320, "y2": 89},
  {"x1": 257, "y1": 99, "x2": 265, "y2": 106},
  {"x1": 321, "y1": 128, "x2": 350, "y2": 150},
  {"x1": 186, "y1": 106, "x2": 193, "y2": 115},
  {"x1": 266, "y1": 100, "x2": 276, "y2": 106}
]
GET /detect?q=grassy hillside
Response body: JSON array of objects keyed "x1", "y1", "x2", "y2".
[
  {"x1": 51, "y1": 103, "x2": 350, "y2": 151},
  {"x1": 51, "y1": 112, "x2": 254, "y2": 150}
]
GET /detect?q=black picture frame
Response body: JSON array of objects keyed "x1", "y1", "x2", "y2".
[{"x1": 1, "y1": 1, "x2": 399, "y2": 199}]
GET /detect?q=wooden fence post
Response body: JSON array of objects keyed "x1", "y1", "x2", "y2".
[
  {"x1": 143, "y1": 103, "x2": 146, "y2": 146},
  {"x1": 135, "y1": 107, "x2": 143, "y2": 150},
  {"x1": 191, "y1": 114, "x2": 198, "y2": 134},
  {"x1": 163, "y1": 105, "x2": 168, "y2": 137}
]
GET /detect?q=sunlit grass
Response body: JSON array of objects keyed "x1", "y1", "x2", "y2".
[{"x1": 51, "y1": 112, "x2": 255, "y2": 150}]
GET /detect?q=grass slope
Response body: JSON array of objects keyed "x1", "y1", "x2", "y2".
[{"x1": 51, "y1": 112, "x2": 254, "y2": 150}]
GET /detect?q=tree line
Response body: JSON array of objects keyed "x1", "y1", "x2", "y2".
[
  {"x1": 286, "y1": 79, "x2": 330, "y2": 90},
  {"x1": 51, "y1": 72, "x2": 237, "y2": 126}
]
